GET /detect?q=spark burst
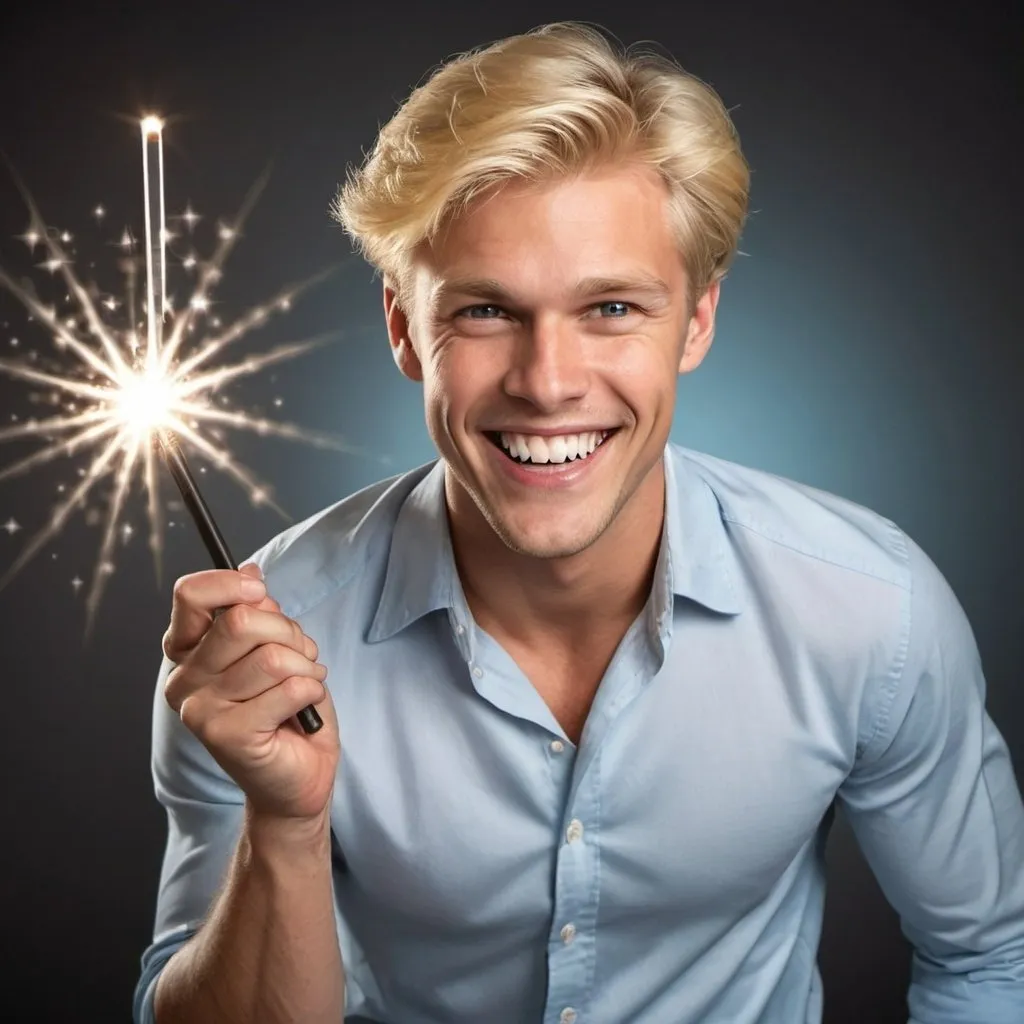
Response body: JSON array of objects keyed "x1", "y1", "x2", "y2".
[{"x1": 0, "y1": 115, "x2": 374, "y2": 631}]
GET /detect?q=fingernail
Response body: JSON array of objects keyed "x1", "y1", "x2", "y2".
[
  {"x1": 316, "y1": 662, "x2": 328, "y2": 678},
  {"x1": 240, "y1": 577, "x2": 266, "y2": 600}
]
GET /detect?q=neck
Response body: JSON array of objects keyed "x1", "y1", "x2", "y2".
[{"x1": 446, "y1": 460, "x2": 666, "y2": 650}]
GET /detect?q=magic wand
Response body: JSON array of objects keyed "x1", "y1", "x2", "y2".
[{"x1": 157, "y1": 430, "x2": 324, "y2": 735}]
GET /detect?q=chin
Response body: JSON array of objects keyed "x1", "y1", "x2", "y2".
[{"x1": 487, "y1": 510, "x2": 610, "y2": 560}]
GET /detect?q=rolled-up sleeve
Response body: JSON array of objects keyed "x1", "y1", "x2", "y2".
[
  {"x1": 838, "y1": 531, "x2": 1024, "y2": 1022},
  {"x1": 131, "y1": 654, "x2": 247, "y2": 1024}
]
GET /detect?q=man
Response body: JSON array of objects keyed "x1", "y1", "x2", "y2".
[{"x1": 133, "y1": 21, "x2": 1024, "y2": 1024}]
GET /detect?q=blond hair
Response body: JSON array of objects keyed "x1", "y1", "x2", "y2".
[{"x1": 332, "y1": 21, "x2": 750, "y2": 306}]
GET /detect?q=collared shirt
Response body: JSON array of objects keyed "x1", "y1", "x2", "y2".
[{"x1": 133, "y1": 443, "x2": 1024, "y2": 1023}]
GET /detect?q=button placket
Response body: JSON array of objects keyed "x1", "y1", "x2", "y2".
[{"x1": 545, "y1": 796, "x2": 596, "y2": 1021}]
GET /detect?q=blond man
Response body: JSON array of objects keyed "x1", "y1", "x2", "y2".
[{"x1": 134, "y1": 22, "x2": 1024, "y2": 1024}]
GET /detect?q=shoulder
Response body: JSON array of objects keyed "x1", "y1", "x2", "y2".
[
  {"x1": 245, "y1": 459, "x2": 438, "y2": 618},
  {"x1": 669, "y1": 445, "x2": 979, "y2": 760},
  {"x1": 670, "y1": 443, "x2": 911, "y2": 591}
]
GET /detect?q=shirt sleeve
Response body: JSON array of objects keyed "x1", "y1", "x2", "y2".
[
  {"x1": 837, "y1": 531, "x2": 1024, "y2": 1023},
  {"x1": 131, "y1": 653, "x2": 247, "y2": 1023}
]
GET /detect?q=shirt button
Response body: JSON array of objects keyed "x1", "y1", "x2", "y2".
[
  {"x1": 565, "y1": 819, "x2": 584, "y2": 843},
  {"x1": 560, "y1": 923, "x2": 576, "y2": 944},
  {"x1": 560, "y1": 1009, "x2": 577, "y2": 1024},
  {"x1": 471, "y1": 665, "x2": 483, "y2": 678},
  {"x1": 454, "y1": 622, "x2": 465, "y2": 635},
  {"x1": 550, "y1": 739, "x2": 565, "y2": 754}
]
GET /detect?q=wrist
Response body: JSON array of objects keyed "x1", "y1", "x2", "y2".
[{"x1": 243, "y1": 802, "x2": 333, "y2": 863}]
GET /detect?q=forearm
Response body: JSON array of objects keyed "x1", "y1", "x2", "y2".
[{"x1": 153, "y1": 804, "x2": 344, "y2": 1024}]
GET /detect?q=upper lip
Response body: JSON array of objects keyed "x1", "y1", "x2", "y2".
[{"x1": 485, "y1": 426, "x2": 616, "y2": 437}]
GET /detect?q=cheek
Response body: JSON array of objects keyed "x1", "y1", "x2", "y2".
[
  {"x1": 594, "y1": 340, "x2": 680, "y2": 410},
  {"x1": 429, "y1": 346, "x2": 502, "y2": 422}
]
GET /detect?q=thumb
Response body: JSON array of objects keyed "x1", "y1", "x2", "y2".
[{"x1": 239, "y1": 561, "x2": 281, "y2": 613}]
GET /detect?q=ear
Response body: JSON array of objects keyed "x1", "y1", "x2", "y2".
[
  {"x1": 383, "y1": 281, "x2": 424, "y2": 382},
  {"x1": 678, "y1": 279, "x2": 720, "y2": 375}
]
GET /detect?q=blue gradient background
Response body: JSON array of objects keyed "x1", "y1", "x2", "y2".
[{"x1": 0, "y1": 1, "x2": 1019, "y2": 1020}]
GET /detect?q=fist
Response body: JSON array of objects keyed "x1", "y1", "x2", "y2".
[{"x1": 162, "y1": 562, "x2": 340, "y2": 822}]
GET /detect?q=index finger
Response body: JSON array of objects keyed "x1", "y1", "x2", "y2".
[{"x1": 163, "y1": 565, "x2": 267, "y2": 661}]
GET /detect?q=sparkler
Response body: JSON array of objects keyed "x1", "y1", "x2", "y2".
[{"x1": 0, "y1": 115, "x2": 378, "y2": 683}]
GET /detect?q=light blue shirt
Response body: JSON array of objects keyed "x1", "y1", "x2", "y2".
[{"x1": 134, "y1": 444, "x2": 1024, "y2": 1023}]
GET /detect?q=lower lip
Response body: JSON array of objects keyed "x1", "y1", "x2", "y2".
[{"x1": 484, "y1": 433, "x2": 614, "y2": 489}]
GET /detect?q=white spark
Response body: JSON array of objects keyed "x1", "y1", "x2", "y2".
[
  {"x1": 93, "y1": 205, "x2": 106, "y2": 220},
  {"x1": 0, "y1": 117, "x2": 376, "y2": 632},
  {"x1": 2, "y1": 517, "x2": 20, "y2": 535}
]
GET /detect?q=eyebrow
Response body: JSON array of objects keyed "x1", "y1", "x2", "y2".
[{"x1": 429, "y1": 272, "x2": 673, "y2": 309}]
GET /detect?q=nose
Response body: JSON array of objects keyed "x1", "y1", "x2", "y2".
[{"x1": 502, "y1": 314, "x2": 590, "y2": 412}]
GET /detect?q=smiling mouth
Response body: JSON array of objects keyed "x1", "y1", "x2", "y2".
[{"x1": 485, "y1": 429, "x2": 615, "y2": 465}]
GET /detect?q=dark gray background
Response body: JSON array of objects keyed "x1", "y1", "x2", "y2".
[{"x1": 0, "y1": 1, "x2": 1020, "y2": 1020}]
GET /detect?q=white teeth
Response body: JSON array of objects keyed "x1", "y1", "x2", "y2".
[
  {"x1": 497, "y1": 430, "x2": 609, "y2": 464},
  {"x1": 526, "y1": 436, "x2": 547, "y2": 463}
]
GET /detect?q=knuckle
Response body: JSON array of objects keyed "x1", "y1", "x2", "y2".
[
  {"x1": 161, "y1": 627, "x2": 177, "y2": 662},
  {"x1": 163, "y1": 664, "x2": 187, "y2": 711},
  {"x1": 221, "y1": 603, "x2": 253, "y2": 641},
  {"x1": 162, "y1": 667, "x2": 181, "y2": 708},
  {"x1": 257, "y1": 642, "x2": 290, "y2": 678},
  {"x1": 177, "y1": 693, "x2": 202, "y2": 731},
  {"x1": 281, "y1": 674, "x2": 313, "y2": 701},
  {"x1": 171, "y1": 574, "x2": 194, "y2": 606}
]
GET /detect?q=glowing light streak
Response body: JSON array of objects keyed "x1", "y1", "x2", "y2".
[
  {"x1": 0, "y1": 115, "x2": 383, "y2": 630},
  {"x1": 141, "y1": 115, "x2": 166, "y2": 365}
]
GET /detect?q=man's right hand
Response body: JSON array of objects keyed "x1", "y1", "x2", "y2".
[{"x1": 162, "y1": 562, "x2": 340, "y2": 824}]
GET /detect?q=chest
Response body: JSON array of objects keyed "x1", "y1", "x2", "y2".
[
  {"x1": 492, "y1": 629, "x2": 629, "y2": 745},
  {"x1": 329, "y1": 623, "x2": 857, "y2": 934}
]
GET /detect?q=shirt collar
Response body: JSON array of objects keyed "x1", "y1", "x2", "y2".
[
  {"x1": 367, "y1": 459, "x2": 454, "y2": 643},
  {"x1": 367, "y1": 445, "x2": 743, "y2": 643},
  {"x1": 660, "y1": 444, "x2": 744, "y2": 617}
]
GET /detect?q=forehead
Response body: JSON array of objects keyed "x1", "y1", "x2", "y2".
[{"x1": 414, "y1": 163, "x2": 686, "y2": 299}]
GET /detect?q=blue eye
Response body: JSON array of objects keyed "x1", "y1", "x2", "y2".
[
  {"x1": 598, "y1": 301, "x2": 631, "y2": 317},
  {"x1": 464, "y1": 305, "x2": 503, "y2": 319}
]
